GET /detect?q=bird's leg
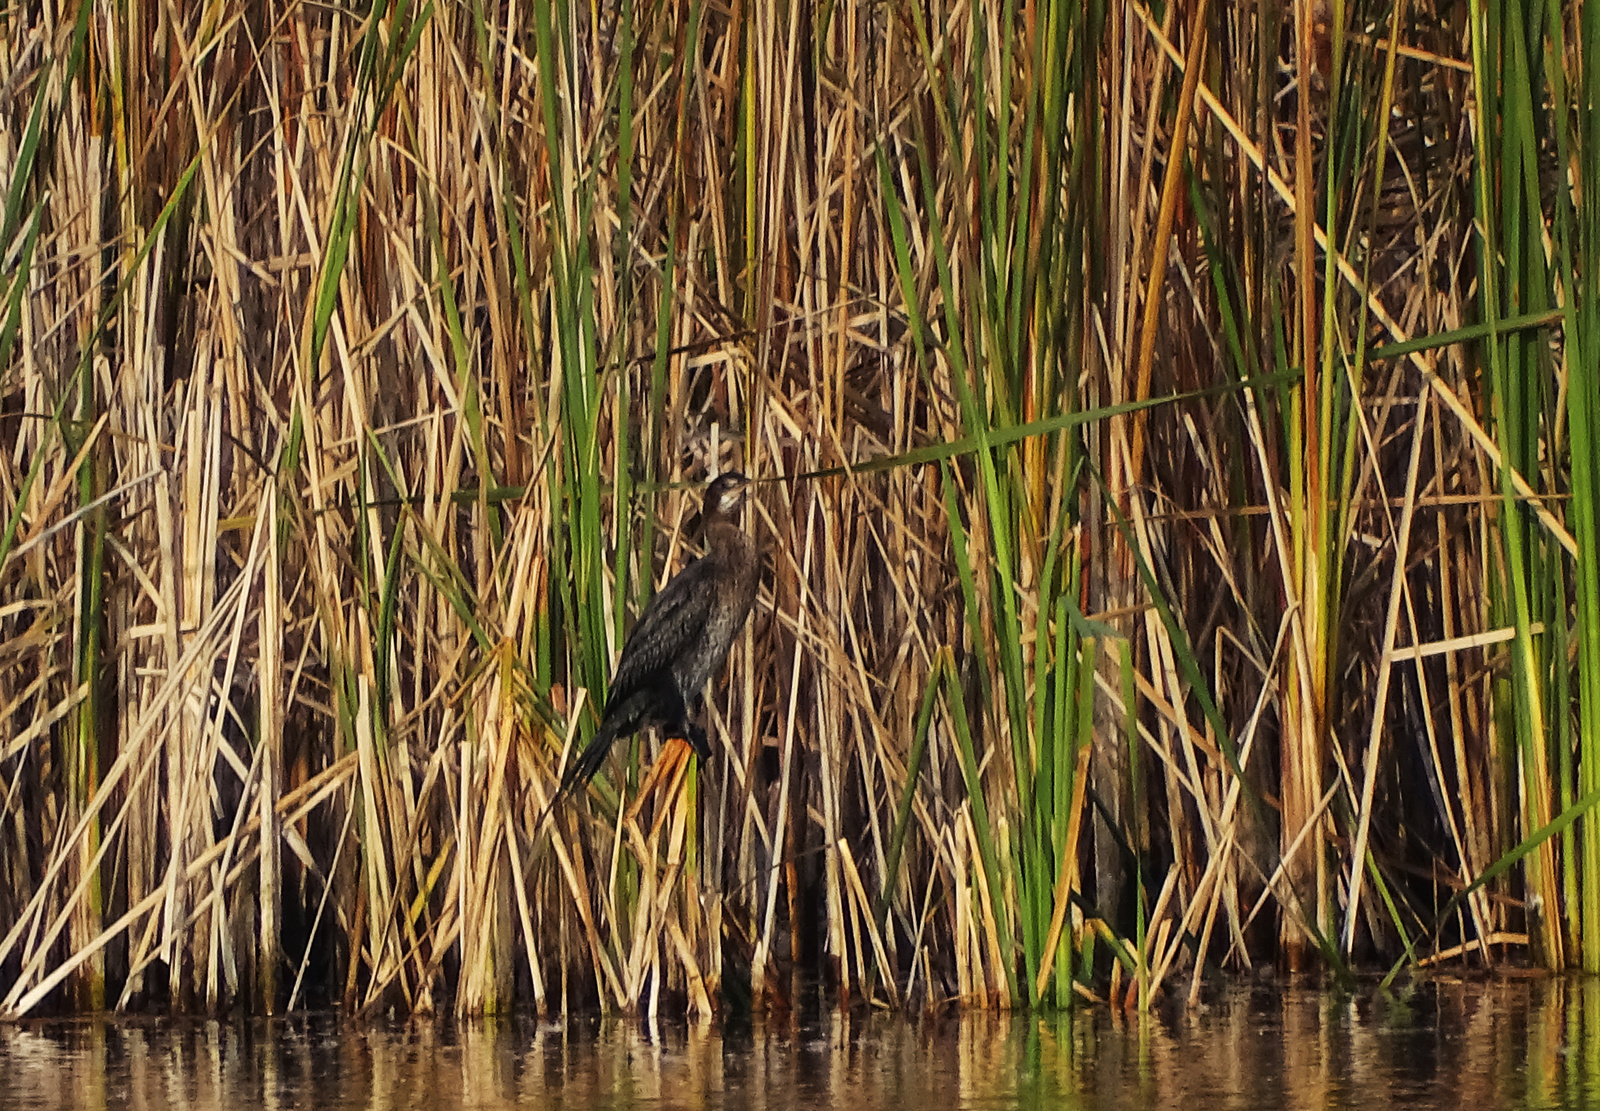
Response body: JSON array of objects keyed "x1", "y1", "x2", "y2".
[
  {"x1": 662, "y1": 685, "x2": 713, "y2": 764},
  {"x1": 683, "y1": 721, "x2": 712, "y2": 763}
]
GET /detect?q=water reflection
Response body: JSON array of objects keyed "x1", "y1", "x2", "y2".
[{"x1": 2, "y1": 977, "x2": 1597, "y2": 1110}]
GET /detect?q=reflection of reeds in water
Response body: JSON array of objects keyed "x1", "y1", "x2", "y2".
[
  {"x1": 2, "y1": 980, "x2": 1598, "y2": 1107},
  {"x1": 0, "y1": 0, "x2": 1596, "y2": 1018}
]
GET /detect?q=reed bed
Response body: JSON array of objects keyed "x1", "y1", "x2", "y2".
[{"x1": 0, "y1": 0, "x2": 1594, "y2": 1017}]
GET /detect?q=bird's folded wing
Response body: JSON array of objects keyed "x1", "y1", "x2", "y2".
[{"x1": 606, "y1": 555, "x2": 716, "y2": 697}]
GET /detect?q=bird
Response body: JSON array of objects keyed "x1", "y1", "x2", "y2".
[{"x1": 559, "y1": 471, "x2": 759, "y2": 794}]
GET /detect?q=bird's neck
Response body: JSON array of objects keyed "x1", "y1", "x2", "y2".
[{"x1": 702, "y1": 515, "x2": 748, "y2": 554}]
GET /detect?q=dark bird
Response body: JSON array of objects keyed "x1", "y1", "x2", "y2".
[{"x1": 560, "y1": 472, "x2": 759, "y2": 793}]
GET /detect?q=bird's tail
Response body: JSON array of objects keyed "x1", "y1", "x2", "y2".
[
  {"x1": 559, "y1": 718, "x2": 620, "y2": 794},
  {"x1": 531, "y1": 719, "x2": 620, "y2": 839},
  {"x1": 558, "y1": 690, "x2": 651, "y2": 794}
]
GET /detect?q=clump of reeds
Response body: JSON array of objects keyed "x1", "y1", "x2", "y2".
[{"x1": 0, "y1": 0, "x2": 1594, "y2": 1019}]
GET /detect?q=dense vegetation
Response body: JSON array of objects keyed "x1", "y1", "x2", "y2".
[{"x1": 0, "y1": 0, "x2": 1595, "y2": 1016}]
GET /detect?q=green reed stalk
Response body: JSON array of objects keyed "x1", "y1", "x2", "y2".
[
  {"x1": 1334, "y1": 0, "x2": 1419, "y2": 956},
  {"x1": 0, "y1": 0, "x2": 95, "y2": 1013},
  {"x1": 1466, "y1": 0, "x2": 1566, "y2": 968},
  {"x1": 944, "y1": 653, "x2": 1018, "y2": 1005},
  {"x1": 0, "y1": 189, "x2": 42, "y2": 386},
  {"x1": 1119, "y1": 641, "x2": 1147, "y2": 1010},
  {"x1": 633, "y1": 6, "x2": 704, "y2": 811},
  {"x1": 421, "y1": 127, "x2": 499, "y2": 556},
  {"x1": 494, "y1": 151, "x2": 551, "y2": 692},
  {"x1": 896, "y1": 0, "x2": 1096, "y2": 1007},
  {"x1": 1301, "y1": 0, "x2": 1385, "y2": 962},
  {"x1": 0, "y1": 38, "x2": 59, "y2": 397},
  {"x1": 532, "y1": 0, "x2": 609, "y2": 722},
  {"x1": 287, "y1": 0, "x2": 428, "y2": 476},
  {"x1": 1062, "y1": 627, "x2": 1098, "y2": 1005},
  {"x1": 614, "y1": 0, "x2": 666, "y2": 983},
  {"x1": 302, "y1": 0, "x2": 429, "y2": 1006},
  {"x1": 611, "y1": 0, "x2": 639, "y2": 687},
  {"x1": 1560, "y1": 0, "x2": 1600, "y2": 974},
  {"x1": 68, "y1": 404, "x2": 105, "y2": 1010},
  {"x1": 1280, "y1": 0, "x2": 1325, "y2": 967},
  {"x1": 869, "y1": 649, "x2": 944, "y2": 996},
  {"x1": 1533, "y1": 0, "x2": 1600, "y2": 972}
]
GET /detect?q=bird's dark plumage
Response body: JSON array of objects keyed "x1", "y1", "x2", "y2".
[{"x1": 561, "y1": 472, "x2": 759, "y2": 792}]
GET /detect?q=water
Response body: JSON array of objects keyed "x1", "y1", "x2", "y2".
[{"x1": 1, "y1": 976, "x2": 1596, "y2": 1110}]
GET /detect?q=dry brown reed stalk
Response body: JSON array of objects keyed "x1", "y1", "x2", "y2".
[{"x1": 0, "y1": 0, "x2": 1589, "y2": 1020}]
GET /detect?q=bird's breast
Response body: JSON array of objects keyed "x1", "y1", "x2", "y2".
[{"x1": 671, "y1": 532, "x2": 759, "y2": 697}]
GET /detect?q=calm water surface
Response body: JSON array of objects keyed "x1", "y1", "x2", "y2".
[{"x1": 2, "y1": 976, "x2": 1596, "y2": 1110}]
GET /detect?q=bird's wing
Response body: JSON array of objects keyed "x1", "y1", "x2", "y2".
[{"x1": 605, "y1": 554, "x2": 717, "y2": 701}]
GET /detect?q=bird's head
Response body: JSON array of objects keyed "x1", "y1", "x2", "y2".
[{"x1": 705, "y1": 471, "x2": 751, "y2": 519}]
